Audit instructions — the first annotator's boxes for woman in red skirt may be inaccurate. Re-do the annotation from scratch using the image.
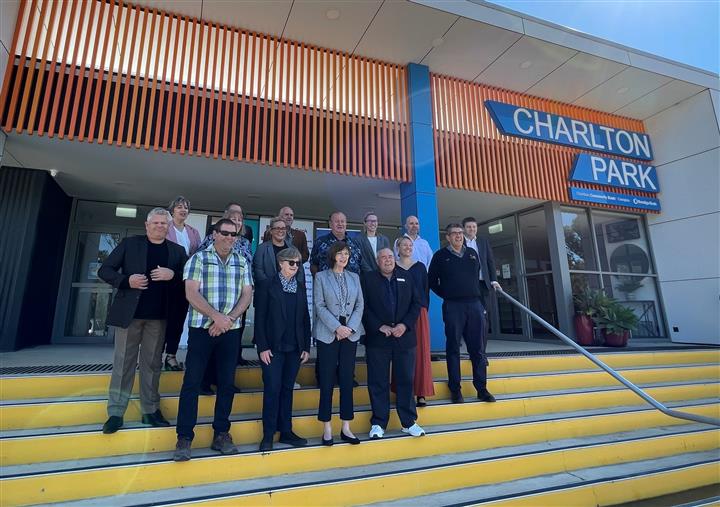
[395,236,435,406]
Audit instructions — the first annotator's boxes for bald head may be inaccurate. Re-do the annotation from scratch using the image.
[405,215,420,237]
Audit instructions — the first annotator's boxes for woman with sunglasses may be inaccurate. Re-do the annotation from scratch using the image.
[253,217,305,285]
[313,241,364,445]
[254,246,311,451]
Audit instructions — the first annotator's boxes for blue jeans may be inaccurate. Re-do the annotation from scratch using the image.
[176,327,240,440]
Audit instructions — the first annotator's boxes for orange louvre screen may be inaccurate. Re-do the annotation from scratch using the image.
[430,74,658,212]
[0,0,410,181]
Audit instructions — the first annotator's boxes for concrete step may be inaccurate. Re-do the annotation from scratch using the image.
[21,427,720,506]
[3,363,717,431]
[2,349,716,400]
[2,381,717,467]
[5,423,718,506]
[375,453,720,507]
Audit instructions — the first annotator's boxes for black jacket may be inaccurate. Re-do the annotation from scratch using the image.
[469,236,497,290]
[98,235,187,328]
[254,276,311,354]
[361,269,421,349]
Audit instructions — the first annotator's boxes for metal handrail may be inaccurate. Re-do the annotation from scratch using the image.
[494,288,720,427]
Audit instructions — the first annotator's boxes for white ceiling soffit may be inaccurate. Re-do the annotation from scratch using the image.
[283,0,382,54]
[354,0,457,64]
[421,17,522,81]
[202,0,292,37]
[614,79,706,119]
[413,0,719,90]
[475,35,577,92]
[3,134,404,224]
[527,53,628,104]
[437,188,543,225]
[573,67,673,112]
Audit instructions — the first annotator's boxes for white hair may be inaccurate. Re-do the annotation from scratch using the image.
[146,207,171,222]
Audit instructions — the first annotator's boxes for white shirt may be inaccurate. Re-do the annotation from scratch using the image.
[175,226,191,255]
[395,234,433,268]
[368,236,378,257]
[465,236,484,280]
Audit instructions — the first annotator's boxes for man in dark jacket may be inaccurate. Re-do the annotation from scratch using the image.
[362,248,424,439]
[98,208,187,434]
[428,223,496,405]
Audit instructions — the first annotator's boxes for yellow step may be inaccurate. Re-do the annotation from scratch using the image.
[1,350,717,400]
[2,383,717,466]
[2,364,718,431]
[482,461,720,506]
[2,407,718,506]
[159,431,720,507]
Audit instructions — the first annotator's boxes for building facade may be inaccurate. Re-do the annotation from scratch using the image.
[0,0,717,351]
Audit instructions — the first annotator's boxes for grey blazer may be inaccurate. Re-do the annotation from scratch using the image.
[312,269,365,344]
[252,238,305,285]
[358,233,391,272]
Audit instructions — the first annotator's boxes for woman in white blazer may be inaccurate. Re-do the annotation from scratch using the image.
[313,241,364,445]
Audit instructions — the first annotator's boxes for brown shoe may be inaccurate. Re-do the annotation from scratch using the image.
[211,431,239,455]
[173,437,192,462]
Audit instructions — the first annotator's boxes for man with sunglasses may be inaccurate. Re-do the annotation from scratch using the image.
[174,218,253,461]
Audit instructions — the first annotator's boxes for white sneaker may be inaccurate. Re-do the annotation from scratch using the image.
[401,423,426,437]
[368,425,385,439]
[293,382,301,389]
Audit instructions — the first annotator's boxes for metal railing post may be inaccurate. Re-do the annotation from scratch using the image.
[494,288,720,427]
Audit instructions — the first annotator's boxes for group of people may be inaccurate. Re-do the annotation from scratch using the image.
[98,197,501,461]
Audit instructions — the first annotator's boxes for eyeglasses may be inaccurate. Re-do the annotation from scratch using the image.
[271,226,287,231]
[217,230,239,237]
[284,260,302,266]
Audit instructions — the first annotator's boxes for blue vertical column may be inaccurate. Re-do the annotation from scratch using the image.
[400,63,444,351]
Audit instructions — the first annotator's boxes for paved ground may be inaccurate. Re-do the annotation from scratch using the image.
[0,337,693,368]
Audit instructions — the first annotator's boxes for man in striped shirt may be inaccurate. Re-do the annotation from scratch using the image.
[173,218,253,462]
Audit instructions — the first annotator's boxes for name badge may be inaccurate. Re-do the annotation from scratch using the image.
[397,278,406,282]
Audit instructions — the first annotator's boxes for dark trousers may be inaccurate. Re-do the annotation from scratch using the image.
[164,294,188,356]
[202,315,246,387]
[317,339,357,421]
[442,299,487,394]
[366,345,417,429]
[176,327,240,440]
[260,350,301,437]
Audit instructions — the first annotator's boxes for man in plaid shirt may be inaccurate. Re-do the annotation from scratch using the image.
[173,218,253,462]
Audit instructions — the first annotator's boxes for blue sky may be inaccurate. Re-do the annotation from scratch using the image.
[489,1,719,74]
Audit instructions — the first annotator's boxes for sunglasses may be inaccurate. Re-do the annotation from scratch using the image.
[284,260,302,266]
[217,230,239,237]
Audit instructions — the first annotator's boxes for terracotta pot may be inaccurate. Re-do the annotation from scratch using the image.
[574,315,594,346]
[602,329,629,347]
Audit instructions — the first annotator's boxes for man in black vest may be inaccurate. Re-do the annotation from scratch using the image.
[98,208,187,434]
[362,248,424,439]
[428,223,495,404]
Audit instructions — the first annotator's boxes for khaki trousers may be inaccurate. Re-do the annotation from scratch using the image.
[107,319,166,417]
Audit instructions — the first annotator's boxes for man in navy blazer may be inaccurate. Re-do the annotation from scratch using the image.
[362,248,425,439]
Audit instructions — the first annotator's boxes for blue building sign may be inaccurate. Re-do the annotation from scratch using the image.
[569,153,659,193]
[569,187,661,211]
[485,100,654,161]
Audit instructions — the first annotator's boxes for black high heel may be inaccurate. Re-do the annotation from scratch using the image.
[322,436,334,446]
[340,431,361,445]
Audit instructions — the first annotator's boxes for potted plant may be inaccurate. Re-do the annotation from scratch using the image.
[572,288,607,346]
[596,301,639,347]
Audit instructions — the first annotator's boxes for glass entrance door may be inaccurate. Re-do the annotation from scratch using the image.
[55,226,145,343]
[481,216,526,340]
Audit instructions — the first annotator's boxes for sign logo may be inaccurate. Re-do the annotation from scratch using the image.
[569,153,659,193]
[569,187,660,211]
[484,100,653,161]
